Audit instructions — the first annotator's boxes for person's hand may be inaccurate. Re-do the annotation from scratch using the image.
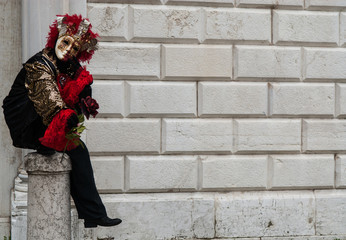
[66,113,79,130]
[80,96,99,120]
[70,57,81,71]
[79,85,92,100]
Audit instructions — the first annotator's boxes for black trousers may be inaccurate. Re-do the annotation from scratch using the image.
[66,142,107,220]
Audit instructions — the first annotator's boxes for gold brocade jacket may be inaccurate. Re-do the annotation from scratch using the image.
[2,48,71,149]
[24,48,66,125]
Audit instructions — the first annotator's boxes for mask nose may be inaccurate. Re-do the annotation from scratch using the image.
[66,45,72,53]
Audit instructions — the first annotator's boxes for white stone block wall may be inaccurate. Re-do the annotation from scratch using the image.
[5,0,346,239]
[81,0,346,239]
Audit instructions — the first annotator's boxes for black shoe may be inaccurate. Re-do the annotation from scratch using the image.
[84,217,122,228]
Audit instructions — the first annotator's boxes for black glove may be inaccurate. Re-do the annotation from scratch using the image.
[57,57,81,78]
[66,113,79,129]
[70,57,82,72]
[79,85,92,100]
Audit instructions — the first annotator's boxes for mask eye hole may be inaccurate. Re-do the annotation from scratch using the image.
[73,47,79,51]
[63,40,69,45]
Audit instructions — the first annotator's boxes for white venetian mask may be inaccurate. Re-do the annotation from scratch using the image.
[55,35,81,61]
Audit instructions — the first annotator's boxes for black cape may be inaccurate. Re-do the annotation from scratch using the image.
[2,51,56,149]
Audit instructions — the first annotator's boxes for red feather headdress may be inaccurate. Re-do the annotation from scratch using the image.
[46,14,99,63]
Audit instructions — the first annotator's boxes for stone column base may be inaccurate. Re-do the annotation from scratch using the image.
[25,152,72,240]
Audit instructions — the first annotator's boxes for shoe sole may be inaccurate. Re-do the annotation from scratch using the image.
[84,222,97,228]
[84,220,122,228]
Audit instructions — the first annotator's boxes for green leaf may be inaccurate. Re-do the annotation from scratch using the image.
[78,114,85,123]
[77,128,86,134]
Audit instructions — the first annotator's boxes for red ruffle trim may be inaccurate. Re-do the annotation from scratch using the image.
[57,68,93,107]
[39,109,78,151]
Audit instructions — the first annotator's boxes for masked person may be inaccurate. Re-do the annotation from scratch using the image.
[2,14,122,228]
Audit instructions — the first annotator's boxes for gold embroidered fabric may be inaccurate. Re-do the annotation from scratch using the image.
[24,61,66,125]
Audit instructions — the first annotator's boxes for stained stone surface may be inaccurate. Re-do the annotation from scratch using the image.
[0,0,22,223]
[0,218,10,240]
[215,191,315,237]
[77,193,215,240]
[24,152,72,240]
[25,152,72,173]
[315,190,346,235]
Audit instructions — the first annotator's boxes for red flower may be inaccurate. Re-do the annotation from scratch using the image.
[80,96,99,119]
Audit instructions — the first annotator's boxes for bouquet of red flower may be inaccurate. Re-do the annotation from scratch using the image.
[80,96,99,120]
[64,96,99,150]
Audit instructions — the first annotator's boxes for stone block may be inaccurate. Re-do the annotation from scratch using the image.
[86,119,161,153]
[131,5,200,41]
[125,81,196,117]
[262,236,346,240]
[198,82,267,117]
[273,10,338,44]
[336,84,346,117]
[162,119,233,153]
[126,155,198,191]
[304,48,346,80]
[91,156,124,192]
[205,8,270,42]
[336,155,346,188]
[201,155,268,190]
[87,4,128,40]
[302,120,346,152]
[166,0,234,4]
[218,239,261,240]
[235,46,301,80]
[88,42,160,79]
[270,83,334,117]
[11,215,26,240]
[215,191,315,237]
[236,0,303,8]
[0,218,10,240]
[270,154,335,189]
[315,190,346,235]
[93,80,124,117]
[306,0,346,9]
[163,44,232,79]
[191,196,215,238]
[234,119,301,153]
[79,193,215,239]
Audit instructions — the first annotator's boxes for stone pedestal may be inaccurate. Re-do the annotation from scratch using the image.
[24,152,72,240]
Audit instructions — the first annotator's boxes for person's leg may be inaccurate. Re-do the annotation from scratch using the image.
[66,142,107,220]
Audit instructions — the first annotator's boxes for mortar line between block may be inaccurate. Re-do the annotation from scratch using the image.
[339,11,341,47]
[271,9,274,45]
[301,118,303,154]
[301,46,304,82]
[335,82,338,118]
[199,7,206,44]
[160,44,163,80]
[160,118,163,154]
[334,153,337,189]
[124,155,128,192]
[268,82,271,117]
[197,155,202,191]
[267,155,273,190]
[196,81,199,118]
[232,44,235,81]
[313,189,317,235]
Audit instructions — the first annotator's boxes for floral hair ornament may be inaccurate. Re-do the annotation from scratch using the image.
[46,14,99,62]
